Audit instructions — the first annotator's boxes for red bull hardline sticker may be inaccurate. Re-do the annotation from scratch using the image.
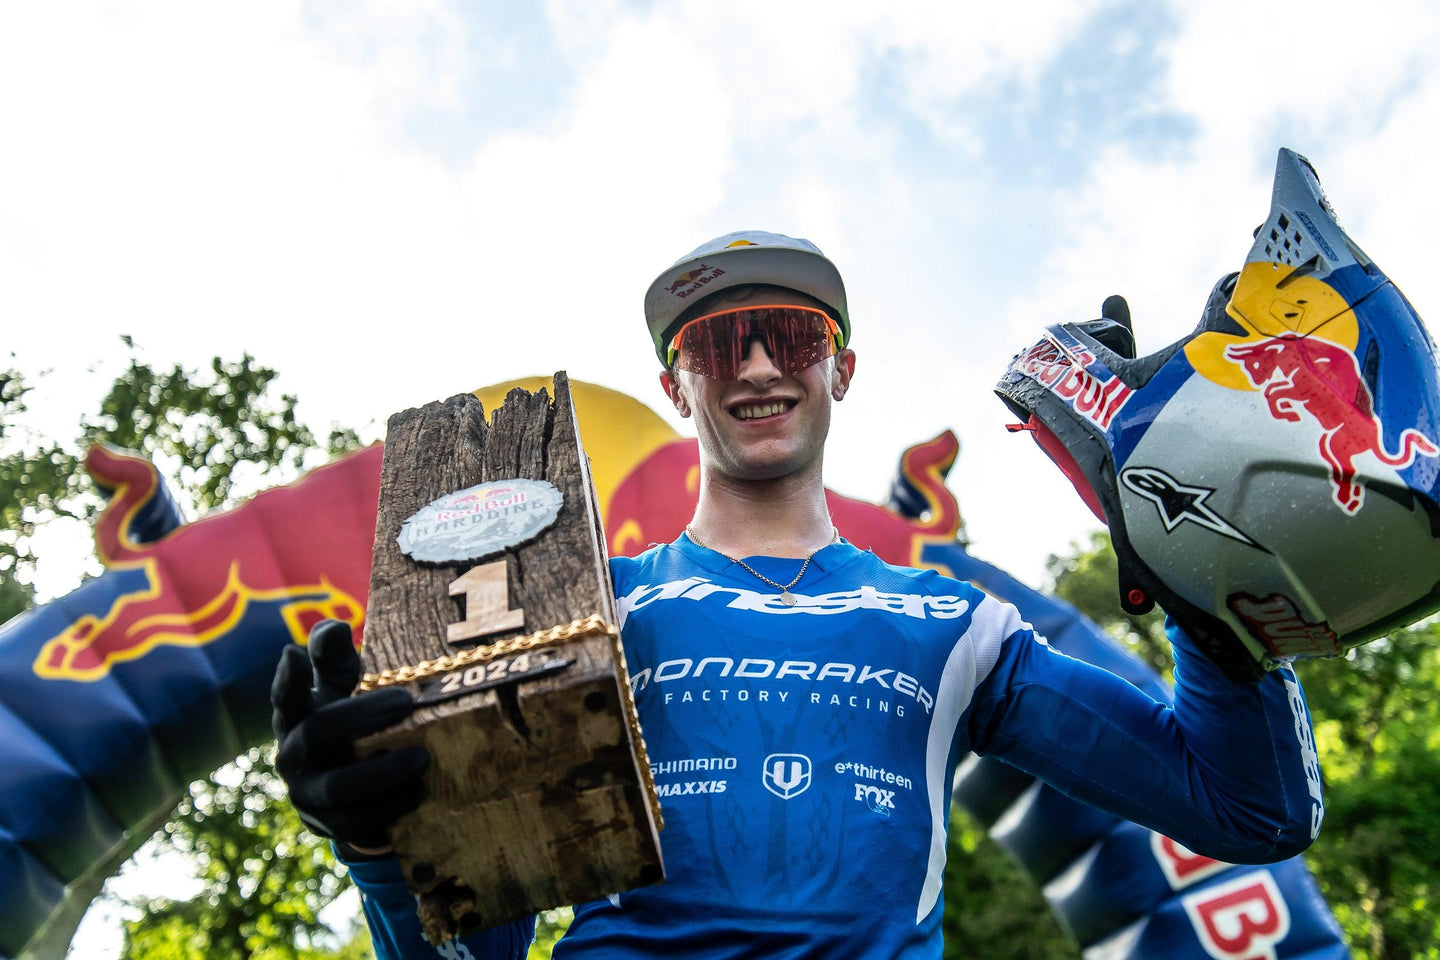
[397,478,563,563]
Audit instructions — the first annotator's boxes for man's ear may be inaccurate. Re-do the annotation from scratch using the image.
[832,348,856,401]
[659,370,692,418]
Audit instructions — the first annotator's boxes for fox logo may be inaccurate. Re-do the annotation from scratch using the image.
[1225,335,1437,514]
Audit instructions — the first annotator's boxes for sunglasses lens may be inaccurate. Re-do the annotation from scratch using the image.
[672,308,837,380]
[769,311,833,373]
[675,315,743,379]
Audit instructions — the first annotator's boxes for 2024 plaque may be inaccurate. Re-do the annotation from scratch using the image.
[357,373,663,945]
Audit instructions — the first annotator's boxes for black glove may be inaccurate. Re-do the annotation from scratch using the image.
[272,619,429,851]
[1070,294,1137,360]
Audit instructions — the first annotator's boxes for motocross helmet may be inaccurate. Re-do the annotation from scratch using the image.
[996,148,1440,680]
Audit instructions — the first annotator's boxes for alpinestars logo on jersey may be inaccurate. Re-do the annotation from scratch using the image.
[618,578,971,624]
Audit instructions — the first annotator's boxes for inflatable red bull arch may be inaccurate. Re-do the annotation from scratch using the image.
[0,379,1347,959]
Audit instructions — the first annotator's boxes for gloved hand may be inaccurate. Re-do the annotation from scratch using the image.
[272,619,429,853]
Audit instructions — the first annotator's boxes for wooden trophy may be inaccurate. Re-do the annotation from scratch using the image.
[357,373,663,945]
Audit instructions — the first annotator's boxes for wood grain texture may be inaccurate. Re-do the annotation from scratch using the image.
[359,374,662,945]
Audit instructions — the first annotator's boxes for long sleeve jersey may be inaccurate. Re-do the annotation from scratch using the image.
[347,536,1323,959]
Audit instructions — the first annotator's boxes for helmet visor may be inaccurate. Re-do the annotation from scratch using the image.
[668,305,841,380]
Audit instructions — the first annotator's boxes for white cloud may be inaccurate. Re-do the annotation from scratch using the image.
[5,0,1437,592]
[12,2,1440,954]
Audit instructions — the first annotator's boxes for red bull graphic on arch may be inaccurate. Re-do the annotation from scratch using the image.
[0,378,1346,960]
[32,445,372,682]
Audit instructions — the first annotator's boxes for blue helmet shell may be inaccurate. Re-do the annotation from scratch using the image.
[997,149,1440,679]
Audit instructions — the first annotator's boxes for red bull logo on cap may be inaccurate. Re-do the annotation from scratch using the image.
[666,264,726,300]
[1224,334,1437,514]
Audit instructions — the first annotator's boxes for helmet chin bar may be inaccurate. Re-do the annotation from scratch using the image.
[1001,386,1271,682]
[997,149,1440,680]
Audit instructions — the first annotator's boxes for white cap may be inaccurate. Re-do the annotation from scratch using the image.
[643,230,849,364]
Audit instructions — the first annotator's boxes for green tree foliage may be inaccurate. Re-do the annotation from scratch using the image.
[1,344,364,957]
[1046,530,1171,676]
[942,809,1079,959]
[1,345,360,623]
[79,337,359,513]
[527,908,573,959]
[0,369,77,622]
[1046,529,1440,960]
[120,748,352,960]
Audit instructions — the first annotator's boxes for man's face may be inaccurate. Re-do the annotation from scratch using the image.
[659,286,856,483]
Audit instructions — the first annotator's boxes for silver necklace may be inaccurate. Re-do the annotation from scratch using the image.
[685,524,839,606]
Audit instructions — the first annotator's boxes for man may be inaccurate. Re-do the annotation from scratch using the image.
[273,231,1322,958]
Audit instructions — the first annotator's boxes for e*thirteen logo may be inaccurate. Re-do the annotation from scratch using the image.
[763,753,812,799]
[1120,466,1261,548]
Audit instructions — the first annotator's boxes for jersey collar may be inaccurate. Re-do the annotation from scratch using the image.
[675,530,858,580]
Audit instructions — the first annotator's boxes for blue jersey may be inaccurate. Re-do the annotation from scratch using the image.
[348,537,1322,959]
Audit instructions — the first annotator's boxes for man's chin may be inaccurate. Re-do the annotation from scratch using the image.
[720,447,813,482]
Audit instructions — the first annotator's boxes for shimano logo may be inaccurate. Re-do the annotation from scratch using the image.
[650,756,737,776]
[617,578,970,626]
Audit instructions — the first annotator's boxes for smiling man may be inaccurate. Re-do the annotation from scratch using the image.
[273,231,1324,959]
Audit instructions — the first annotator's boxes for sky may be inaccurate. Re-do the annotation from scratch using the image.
[3,0,1440,952]
[6,0,1440,593]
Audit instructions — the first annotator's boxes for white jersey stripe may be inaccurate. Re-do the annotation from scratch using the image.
[915,594,1021,923]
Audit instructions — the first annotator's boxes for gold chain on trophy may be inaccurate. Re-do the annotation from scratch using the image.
[356,615,664,830]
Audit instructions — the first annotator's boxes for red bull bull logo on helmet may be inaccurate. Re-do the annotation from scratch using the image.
[1224,334,1438,514]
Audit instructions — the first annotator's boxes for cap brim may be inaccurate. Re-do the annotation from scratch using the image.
[645,246,848,363]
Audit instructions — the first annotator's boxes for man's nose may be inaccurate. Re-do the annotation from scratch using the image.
[736,337,781,385]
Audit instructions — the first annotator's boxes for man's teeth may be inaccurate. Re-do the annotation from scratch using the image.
[734,402,790,420]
